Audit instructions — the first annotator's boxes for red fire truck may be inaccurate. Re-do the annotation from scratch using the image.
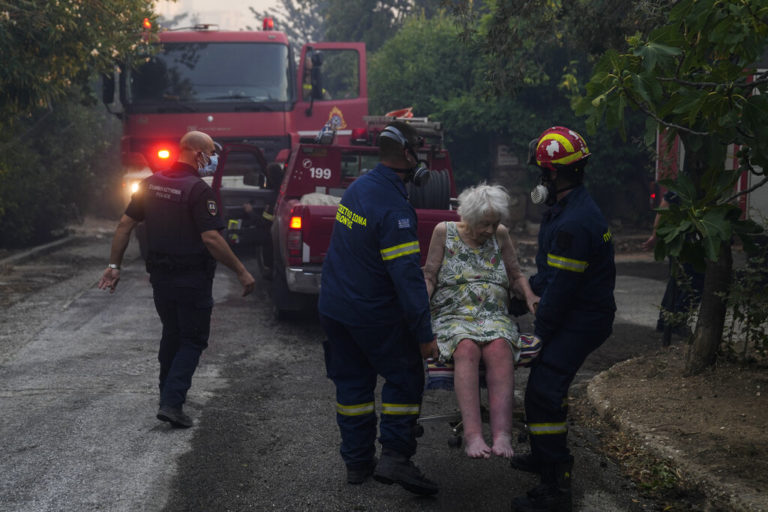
[267,116,460,319]
[102,20,369,225]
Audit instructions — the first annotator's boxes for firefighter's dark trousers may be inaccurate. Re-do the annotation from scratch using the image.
[525,320,613,467]
[152,276,213,409]
[320,315,424,469]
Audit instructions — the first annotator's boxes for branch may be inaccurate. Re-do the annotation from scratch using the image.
[724,176,768,203]
[624,92,710,136]
[656,74,768,90]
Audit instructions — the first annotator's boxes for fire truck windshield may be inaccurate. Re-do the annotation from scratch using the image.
[126,42,292,111]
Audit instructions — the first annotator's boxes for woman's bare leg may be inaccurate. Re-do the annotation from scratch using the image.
[453,339,491,458]
[483,338,515,458]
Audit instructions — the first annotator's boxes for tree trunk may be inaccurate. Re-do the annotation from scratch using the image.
[685,241,732,375]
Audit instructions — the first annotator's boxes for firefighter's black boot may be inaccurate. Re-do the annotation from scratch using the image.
[511,456,573,512]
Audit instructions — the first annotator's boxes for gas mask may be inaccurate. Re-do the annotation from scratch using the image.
[406,152,430,187]
[530,169,557,206]
[198,152,218,177]
[380,125,430,187]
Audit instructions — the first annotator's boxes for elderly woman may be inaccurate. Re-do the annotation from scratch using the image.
[423,183,538,459]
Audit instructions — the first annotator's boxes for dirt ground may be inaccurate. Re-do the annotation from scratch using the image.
[581,342,768,511]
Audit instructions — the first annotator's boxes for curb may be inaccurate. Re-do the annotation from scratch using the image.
[586,362,766,512]
[0,235,82,268]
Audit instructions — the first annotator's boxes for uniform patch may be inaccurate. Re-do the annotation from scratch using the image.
[397,218,411,229]
[207,200,218,216]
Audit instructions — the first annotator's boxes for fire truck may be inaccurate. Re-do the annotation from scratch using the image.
[102,19,368,245]
[267,115,460,319]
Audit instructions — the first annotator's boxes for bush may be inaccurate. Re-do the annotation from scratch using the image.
[0,91,122,248]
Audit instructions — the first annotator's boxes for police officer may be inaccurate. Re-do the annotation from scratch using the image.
[318,121,440,495]
[510,126,616,512]
[98,131,256,429]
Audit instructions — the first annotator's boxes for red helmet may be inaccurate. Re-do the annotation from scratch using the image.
[533,126,590,171]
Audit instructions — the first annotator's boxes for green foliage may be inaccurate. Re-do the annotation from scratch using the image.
[371,8,653,213]
[0,92,122,247]
[576,0,768,264]
[724,237,768,361]
[0,0,157,125]
[0,0,157,248]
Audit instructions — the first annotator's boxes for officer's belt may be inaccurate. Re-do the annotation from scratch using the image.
[146,252,213,273]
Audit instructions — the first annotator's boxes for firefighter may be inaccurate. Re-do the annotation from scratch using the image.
[317,121,440,495]
[98,131,255,429]
[510,126,616,512]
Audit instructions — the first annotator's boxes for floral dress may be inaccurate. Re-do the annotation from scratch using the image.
[430,222,520,363]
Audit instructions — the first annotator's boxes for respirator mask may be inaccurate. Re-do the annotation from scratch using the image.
[530,172,557,206]
[380,126,430,187]
[527,136,557,206]
[198,153,219,177]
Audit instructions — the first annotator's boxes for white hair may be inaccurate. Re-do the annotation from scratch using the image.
[456,183,510,227]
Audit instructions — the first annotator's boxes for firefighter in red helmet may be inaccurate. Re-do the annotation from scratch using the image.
[511,126,616,512]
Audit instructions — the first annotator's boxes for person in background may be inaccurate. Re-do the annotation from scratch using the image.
[317,121,439,495]
[98,130,255,429]
[642,192,704,337]
[510,126,616,512]
[422,183,538,459]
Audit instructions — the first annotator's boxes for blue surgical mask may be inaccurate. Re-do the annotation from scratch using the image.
[198,153,218,177]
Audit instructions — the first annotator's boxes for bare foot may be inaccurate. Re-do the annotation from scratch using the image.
[464,435,492,458]
[491,434,515,458]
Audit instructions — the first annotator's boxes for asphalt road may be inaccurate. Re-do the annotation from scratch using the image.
[0,233,668,512]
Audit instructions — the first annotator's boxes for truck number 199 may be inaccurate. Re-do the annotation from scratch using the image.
[310,167,332,180]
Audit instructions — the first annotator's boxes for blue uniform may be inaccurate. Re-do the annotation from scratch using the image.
[126,162,224,409]
[318,163,433,470]
[526,184,616,465]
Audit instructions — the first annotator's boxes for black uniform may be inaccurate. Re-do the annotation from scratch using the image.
[125,162,225,409]
[527,185,615,469]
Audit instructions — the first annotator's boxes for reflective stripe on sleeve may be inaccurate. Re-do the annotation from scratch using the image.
[381,403,420,416]
[262,211,274,221]
[547,253,588,273]
[380,241,420,261]
[528,422,568,435]
[336,401,375,416]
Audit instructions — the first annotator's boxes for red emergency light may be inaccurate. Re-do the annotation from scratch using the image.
[157,148,171,160]
[287,212,303,264]
[143,17,152,30]
[263,18,274,31]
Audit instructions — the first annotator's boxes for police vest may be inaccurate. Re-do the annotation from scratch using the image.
[143,171,208,258]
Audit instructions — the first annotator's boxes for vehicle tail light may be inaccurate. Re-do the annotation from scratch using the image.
[351,127,368,145]
[287,212,303,265]
[157,148,171,160]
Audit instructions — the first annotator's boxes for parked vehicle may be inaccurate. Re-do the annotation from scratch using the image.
[267,116,460,319]
[102,19,369,249]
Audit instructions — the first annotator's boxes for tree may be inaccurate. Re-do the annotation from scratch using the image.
[251,0,327,51]
[372,4,652,213]
[574,0,768,374]
[0,0,158,246]
[0,0,157,122]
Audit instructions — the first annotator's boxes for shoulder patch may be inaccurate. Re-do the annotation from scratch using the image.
[397,218,411,229]
[207,200,218,216]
